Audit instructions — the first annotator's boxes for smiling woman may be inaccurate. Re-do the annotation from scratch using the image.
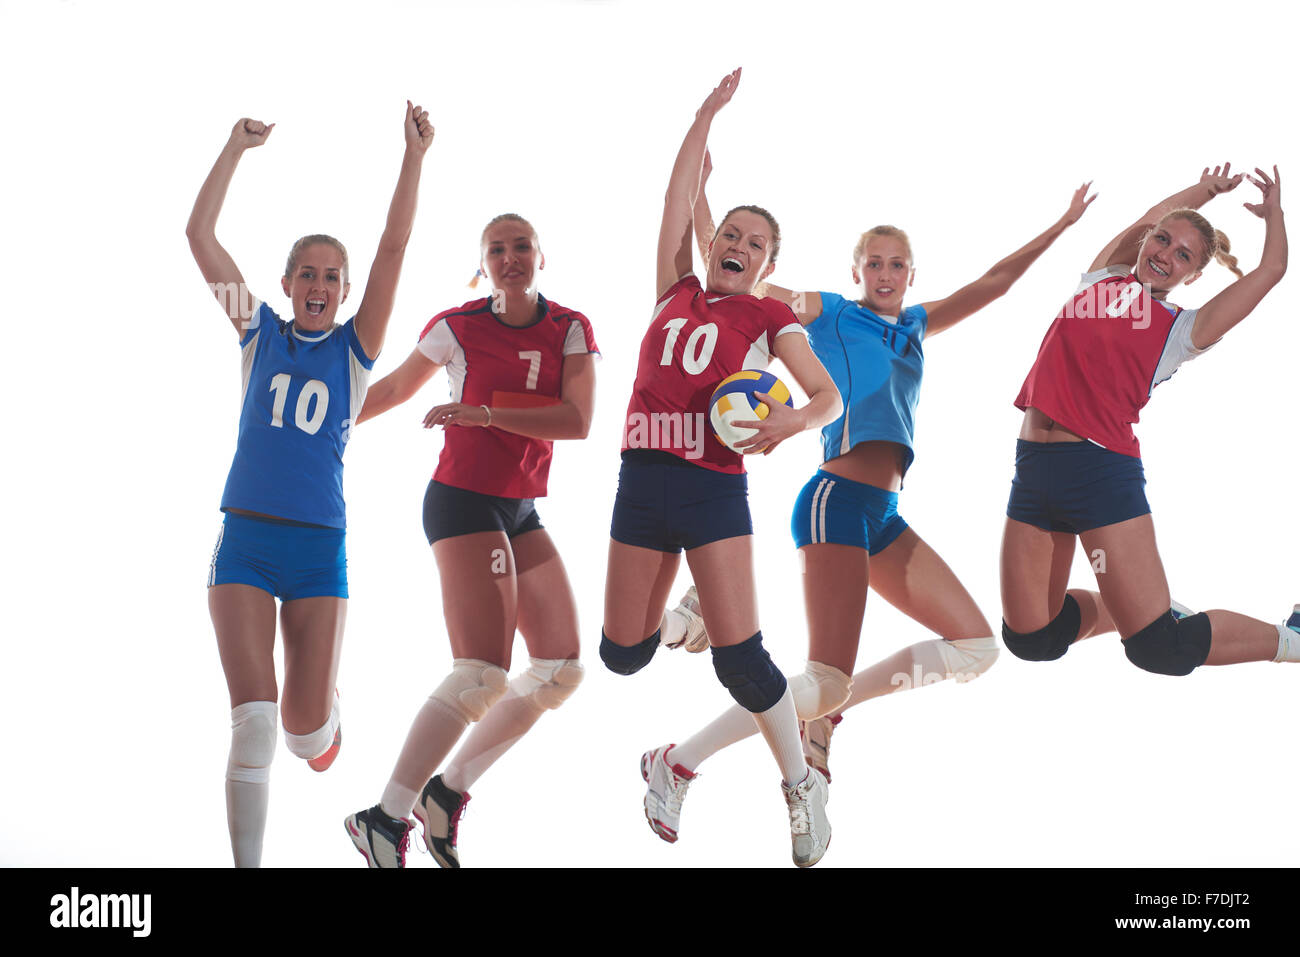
[598,68,845,868]
[343,207,599,869]
[1002,164,1295,677]
[186,103,434,867]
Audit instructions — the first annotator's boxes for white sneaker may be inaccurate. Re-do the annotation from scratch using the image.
[782,768,831,868]
[662,586,709,653]
[640,745,697,843]
[1286,605,1300,634]
[800,714,841,783]
[1170,600,1196,620]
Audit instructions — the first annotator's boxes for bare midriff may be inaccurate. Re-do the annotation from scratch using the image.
[821,440,906,491]
[1017,407,1086,443]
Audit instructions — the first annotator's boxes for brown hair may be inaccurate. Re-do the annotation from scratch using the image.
[471,213,539,289]
[853,225,913,266]
[284,234,349,283]
[1159,209,1242,279]
[715,205,782,266]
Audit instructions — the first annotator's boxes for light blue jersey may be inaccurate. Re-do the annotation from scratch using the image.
[806,292,926,474]
[220,302,375,528]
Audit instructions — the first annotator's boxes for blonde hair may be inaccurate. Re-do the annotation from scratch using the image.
[715,205,782,266]
[284,234,349,283]
[471,213,539,289]
[853,226,913,266]
[1159,209,1242,279]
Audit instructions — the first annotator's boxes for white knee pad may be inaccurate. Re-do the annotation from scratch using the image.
[432,659,509,723]
[228,701,277,785]
[510,657,585,710]
[284,690,340,760]
[789,661,852,721]
[936,637,1000,681]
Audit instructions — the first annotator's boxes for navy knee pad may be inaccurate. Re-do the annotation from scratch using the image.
[710,632,788,713]
[1122,610,1211,677]
[599,629,660,676]
[1002,594,1082,662]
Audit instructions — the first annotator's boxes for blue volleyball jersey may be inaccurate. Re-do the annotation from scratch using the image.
[220,302,375,528]
[806,292,927,473]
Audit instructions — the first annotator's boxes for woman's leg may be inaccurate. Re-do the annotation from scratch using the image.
[279,595,346,767]
[1078,516,1280,670]
[442,529,582,794]
[670,541,865,772]
[1000,517,1114,659]
[379,532,515,821]
[600,538,681,674]
[209,583,278,868]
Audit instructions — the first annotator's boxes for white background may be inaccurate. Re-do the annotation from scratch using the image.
[2,0,1296,869]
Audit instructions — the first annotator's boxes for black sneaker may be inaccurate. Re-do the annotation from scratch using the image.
[345,805,413,868]
[414,775,470,869]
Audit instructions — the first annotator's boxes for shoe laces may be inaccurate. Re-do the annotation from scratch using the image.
[786,780,812,835]
[447,793,470,847]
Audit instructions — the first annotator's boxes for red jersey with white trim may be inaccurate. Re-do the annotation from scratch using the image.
[417,295,599,498]
[1015,266,1210,457]
[622,274,806,474]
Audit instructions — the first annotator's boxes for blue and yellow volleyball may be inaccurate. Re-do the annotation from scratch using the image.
[708,369,794,453]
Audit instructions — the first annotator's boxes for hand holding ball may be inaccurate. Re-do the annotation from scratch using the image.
[709,370,794,454]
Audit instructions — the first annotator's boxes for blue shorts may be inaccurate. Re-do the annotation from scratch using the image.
[1006,439,1151,534]
[422,480,544,544]
[790,470,909,554]
[208,512,348,600]
[610,450,752,553]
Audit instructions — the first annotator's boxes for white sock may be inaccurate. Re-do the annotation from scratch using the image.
[833,637,997,718]
[226,700,277,868]
[1275,623,1300,663]
[442,687,546,793]
[671,704,759,773]
[380,697,469,818]
[749,687,806,786]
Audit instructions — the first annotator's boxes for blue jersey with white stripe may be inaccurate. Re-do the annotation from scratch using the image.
[220,302,375,528]
[806,292,927,474]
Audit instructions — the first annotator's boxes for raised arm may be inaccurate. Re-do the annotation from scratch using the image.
[1090,164,1243,272]
[659,70,740,298]
[352,101,435,361]
[186,118,275,334]
[1191,167,1287,348]
[357,346,442,424]
[423,353,597,441]
[732,333,842,455]
[692,148,822,324]
[923,183,1096,337]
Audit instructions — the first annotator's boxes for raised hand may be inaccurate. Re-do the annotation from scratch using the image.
[697,68,742,120]
[1059,181,1097,226]
[1200,162,1244,196]
[1243,166,1282,218]
[405,100,434,154]
[229,118,274,150]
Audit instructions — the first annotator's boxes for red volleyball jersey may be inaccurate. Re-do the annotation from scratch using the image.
[417,296,599,498]
[622,274,806,474]
[1015,266,1211,457]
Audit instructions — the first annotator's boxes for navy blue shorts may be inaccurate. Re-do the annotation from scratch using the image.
[791,469,909,554]
[610,450,752,553]
[208,512,348,600]
[1006,439,1151,534]
[422,481,543,544]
